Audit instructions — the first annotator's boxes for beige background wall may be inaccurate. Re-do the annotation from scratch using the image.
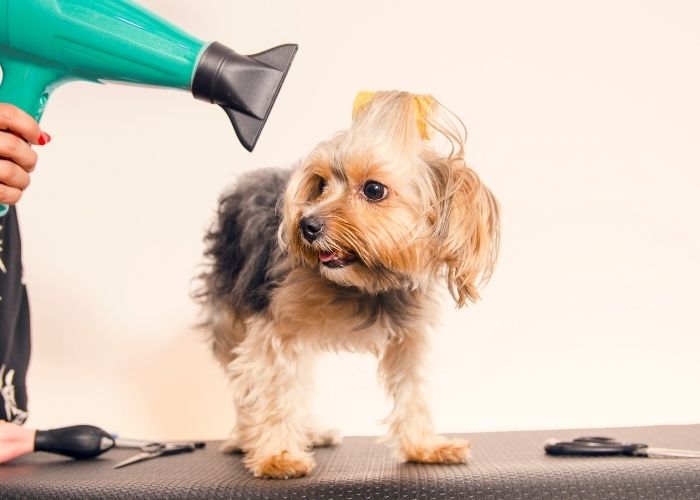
[18,0,699,440]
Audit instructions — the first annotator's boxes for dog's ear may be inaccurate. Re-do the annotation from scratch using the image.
[423,105,500,307]
[437,163,500,306]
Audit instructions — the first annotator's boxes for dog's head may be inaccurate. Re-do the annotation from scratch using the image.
[279,91,500,306]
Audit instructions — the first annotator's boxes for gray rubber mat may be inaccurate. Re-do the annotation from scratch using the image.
[1,424,699,499]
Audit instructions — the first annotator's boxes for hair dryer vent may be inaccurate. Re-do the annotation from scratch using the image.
[192,42,297,151]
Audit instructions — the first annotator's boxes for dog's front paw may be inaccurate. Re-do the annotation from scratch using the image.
[247,450,315,479]
[402,438,471,464]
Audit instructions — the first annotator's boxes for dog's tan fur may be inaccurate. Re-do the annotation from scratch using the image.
[200,91,500,478]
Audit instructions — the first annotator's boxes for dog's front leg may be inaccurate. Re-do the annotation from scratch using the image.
[228,316,315,478]
[379,330,470,464]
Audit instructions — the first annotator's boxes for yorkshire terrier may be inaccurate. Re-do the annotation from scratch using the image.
[198,91,500,478]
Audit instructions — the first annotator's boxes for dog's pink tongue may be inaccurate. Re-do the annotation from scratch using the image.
[319,251,337,263]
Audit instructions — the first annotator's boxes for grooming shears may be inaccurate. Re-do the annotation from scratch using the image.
[545,436,700,458]
[113,438,206,469]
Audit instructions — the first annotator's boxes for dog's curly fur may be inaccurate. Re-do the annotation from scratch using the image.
[197,91,500,478]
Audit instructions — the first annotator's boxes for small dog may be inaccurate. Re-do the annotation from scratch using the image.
[198,91,500,478]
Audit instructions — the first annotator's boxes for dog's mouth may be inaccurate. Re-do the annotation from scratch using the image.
[319,249,357,268]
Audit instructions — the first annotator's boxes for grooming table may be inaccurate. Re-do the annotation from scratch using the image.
[1,425,698,499]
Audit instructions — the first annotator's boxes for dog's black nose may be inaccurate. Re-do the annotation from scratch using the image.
[300,216,325,242]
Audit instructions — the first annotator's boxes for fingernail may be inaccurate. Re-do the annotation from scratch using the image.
[38,132,51,145]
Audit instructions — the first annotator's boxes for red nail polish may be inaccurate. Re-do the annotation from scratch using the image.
[38,132,51,145]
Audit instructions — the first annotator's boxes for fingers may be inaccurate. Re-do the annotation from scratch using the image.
[0,132,39,172]
[0,183,22,205]
[0,103,44,145]
[0,158,32,204]
[0,104,50,205]
[0,158,31,189]
[0,422,37,464]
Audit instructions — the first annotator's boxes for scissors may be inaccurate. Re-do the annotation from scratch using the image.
[113,438,206,469]
[545,436,700,458]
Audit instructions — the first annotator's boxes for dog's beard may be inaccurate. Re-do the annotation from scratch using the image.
[293,235,418,294]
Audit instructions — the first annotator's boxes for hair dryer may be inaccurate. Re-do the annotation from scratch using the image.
[0,0,297,216]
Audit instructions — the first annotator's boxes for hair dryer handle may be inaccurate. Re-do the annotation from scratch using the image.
[0,57,66,215]
[0,58,66,120]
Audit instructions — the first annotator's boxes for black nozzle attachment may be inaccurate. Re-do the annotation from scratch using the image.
[192,42,298,151]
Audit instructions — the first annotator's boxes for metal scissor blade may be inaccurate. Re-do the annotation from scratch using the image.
[114,438,160,449]
[646,447,700,458]
[113,451,158,469]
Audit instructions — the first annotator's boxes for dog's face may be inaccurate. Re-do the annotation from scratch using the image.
[280,91,500,305]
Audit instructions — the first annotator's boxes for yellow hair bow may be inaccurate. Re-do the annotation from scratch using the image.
[352,91,434,139]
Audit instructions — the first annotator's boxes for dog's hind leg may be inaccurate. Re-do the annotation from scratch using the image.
[306,426,342,448]
[220,426,243,454]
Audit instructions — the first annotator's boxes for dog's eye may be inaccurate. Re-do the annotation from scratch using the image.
[362,180,388,201]
[318,177,328,193]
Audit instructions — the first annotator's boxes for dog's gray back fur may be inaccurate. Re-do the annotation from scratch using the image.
[198,168,292,319]
[197,166,436,365]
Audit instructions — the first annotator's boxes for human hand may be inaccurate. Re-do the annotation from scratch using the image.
[0,421,35,464]
[0,103,51,205]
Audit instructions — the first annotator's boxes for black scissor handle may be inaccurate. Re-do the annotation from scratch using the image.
[153,443,200,459]
[545,436,648,457]
[574,436,618,444]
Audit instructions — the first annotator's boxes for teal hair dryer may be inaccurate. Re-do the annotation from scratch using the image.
[0,0,297,216]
